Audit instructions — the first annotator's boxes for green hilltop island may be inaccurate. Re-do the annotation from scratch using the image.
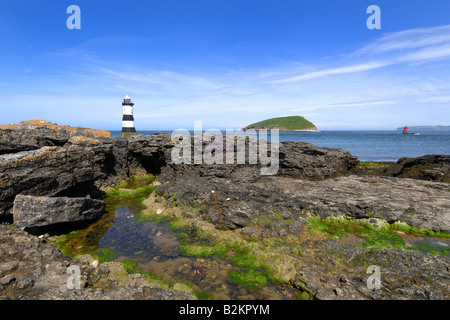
[242,115,320,132]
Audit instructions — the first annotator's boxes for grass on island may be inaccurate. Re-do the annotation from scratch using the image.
[243,115,317,131]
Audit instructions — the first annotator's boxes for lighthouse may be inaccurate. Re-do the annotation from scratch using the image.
[120,94,137,138]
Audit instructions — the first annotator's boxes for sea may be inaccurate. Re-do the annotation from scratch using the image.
[109,130,450,163]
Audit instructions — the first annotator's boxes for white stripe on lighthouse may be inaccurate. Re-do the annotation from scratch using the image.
[122,121,134,128]
[123,105,133,115]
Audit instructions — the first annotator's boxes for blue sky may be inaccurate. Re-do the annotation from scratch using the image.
[1,1,450,130]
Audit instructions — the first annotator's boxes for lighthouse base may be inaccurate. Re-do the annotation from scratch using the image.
[120,132,137,139]
[120,127,137,139]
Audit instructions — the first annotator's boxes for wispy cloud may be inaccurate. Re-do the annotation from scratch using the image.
[287,100,397,112]
[419,95,450,103]
[272,24,450,84]
[354,24,450,55]
[399,44,450,63]
[272,62,389,83]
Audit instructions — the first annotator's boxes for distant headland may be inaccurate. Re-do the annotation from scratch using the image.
[396,125,450,132]
[242,115,319,132]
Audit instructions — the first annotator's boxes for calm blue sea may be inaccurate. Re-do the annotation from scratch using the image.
[109,130,450,162]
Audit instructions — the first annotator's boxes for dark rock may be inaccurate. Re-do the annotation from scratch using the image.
[0,120,113,155]
[396,155,450,182]
[12,195,106,229]
[0,145,105,218]
[0,122,132,218]
[159,135,359,183]
[353,155,450,182]
[291,239,450,300]
[278,141,359,180]
[127,134,172,175]
[156,174,449,233]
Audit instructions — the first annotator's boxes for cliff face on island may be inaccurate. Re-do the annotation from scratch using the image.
[0,120,449,300]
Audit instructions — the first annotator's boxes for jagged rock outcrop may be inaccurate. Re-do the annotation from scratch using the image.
[127,133,173,175]
[0,122,359,219]
[0,120,112,154]
[278,141,359,180]
[156,174,450,234]
[0,121,129,219]
[0,145,102,218]
[158,134,359,183]
[395,155,450,182]
[12,195,106,229]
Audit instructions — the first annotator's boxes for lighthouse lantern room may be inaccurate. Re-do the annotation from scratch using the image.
[120,94,137,138]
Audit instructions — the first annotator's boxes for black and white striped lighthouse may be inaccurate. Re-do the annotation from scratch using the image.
[120,94,137,138]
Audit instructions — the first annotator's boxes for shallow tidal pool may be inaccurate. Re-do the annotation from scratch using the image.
[56,195,299,300]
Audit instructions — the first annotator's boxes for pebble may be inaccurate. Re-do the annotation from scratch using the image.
[156,209,163,215]
[333,288,343,296]
[184,212,196,218]
[0,274,15,286]
[437,241,448,247]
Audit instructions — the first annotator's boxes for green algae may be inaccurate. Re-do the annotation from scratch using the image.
[92,248,117,263]
[306,215,449,254]
[105,184,155,204]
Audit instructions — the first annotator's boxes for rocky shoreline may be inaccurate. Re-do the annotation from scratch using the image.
[0,120,449,300]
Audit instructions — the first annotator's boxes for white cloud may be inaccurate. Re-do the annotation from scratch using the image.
[272,24,450,84]
[419,95,450,103]
[272,62,389,83]
[399,44,450,62]
[354,24,450,55]
[287,100,397,112]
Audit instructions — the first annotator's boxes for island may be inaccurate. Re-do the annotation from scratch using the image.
[242,115,319,132]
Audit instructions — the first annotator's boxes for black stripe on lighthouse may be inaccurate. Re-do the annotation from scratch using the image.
[122,115,134,121]
[121,127,137,133]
